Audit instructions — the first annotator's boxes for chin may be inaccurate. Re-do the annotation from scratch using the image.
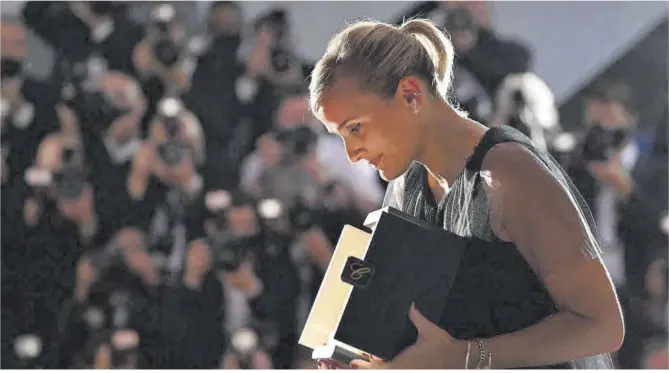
[379,163,410,182]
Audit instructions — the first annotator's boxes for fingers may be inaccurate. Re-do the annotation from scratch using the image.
[409,302,454,342]
[349,359,372,369]
[316,359,342,370]
[408,302,432,336]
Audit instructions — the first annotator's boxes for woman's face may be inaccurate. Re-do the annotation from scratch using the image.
[318,77,421,181]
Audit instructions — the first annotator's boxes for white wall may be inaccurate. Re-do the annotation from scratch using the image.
[489,1,668,102]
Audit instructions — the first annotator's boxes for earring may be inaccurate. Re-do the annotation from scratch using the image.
[411,92,421,114]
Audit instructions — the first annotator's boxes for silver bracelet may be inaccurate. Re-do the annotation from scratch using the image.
[474,339,486,369]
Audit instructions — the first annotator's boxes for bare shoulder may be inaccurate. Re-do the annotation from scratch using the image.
[479,141,555,189]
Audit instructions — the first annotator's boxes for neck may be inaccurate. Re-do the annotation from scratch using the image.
[416,101,487,187]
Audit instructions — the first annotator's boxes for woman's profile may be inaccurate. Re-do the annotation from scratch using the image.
[309,18,624,369]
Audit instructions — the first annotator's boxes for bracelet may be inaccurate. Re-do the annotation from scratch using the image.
[474,339,486,369]
[464,340,471,369]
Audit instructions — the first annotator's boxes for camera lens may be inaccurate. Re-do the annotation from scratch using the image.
[1,58,22,79]
[158,141,185,167]
[153,39,181,67]
[271,48,291,73]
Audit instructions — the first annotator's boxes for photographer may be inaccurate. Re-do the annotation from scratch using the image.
[57,70,147,188]
[204,190,303,368]
[566,82,668,296]
[130,238,227,369]
[248,8,312,94]
[184,1,272,189]
[441,3,531,97]
[125,97,207,279]
[27,134,126,247]
[390,2,531,120]
[1,20,61,186]
[132,3,194,130]
[57,228,160,368]
[8,134,93,367]
[21,1,143,80]
[490,72,562,151]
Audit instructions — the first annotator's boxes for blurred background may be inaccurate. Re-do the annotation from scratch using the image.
[1,0,667,369]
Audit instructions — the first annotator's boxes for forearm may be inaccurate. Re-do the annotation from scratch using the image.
[476,310,619,368]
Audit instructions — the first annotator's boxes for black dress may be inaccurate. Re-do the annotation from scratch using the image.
[382,126,614,369]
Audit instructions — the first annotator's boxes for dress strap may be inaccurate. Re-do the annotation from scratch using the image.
[465,126,534,173]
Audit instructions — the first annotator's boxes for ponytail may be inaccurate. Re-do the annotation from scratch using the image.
[401,19,454,96]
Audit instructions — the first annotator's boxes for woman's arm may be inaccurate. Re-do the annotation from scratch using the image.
[477,142,624,368]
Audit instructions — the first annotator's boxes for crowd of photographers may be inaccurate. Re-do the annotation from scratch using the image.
[1,1,667,369]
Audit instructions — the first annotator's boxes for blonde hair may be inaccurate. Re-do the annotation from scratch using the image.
[309,18,455,114]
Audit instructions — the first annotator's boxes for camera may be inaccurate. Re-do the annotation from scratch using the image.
[60,63,128,134]
[1,57,23,79]
[156,98,189,167]
[445,7,477,32]
[581,124,632,162]
[52,147,87,200]
[287,197,323,232]
[256,9,295,74]
[205,192,296,270]
[80,308,138,368]
[204,191,261,271]
[255,193,321,232]
[150,4,182,67]
[209,233,262,272]
[90,245,127,278]
[274,125,318,158]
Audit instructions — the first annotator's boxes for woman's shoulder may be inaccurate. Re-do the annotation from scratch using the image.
[480,141,552,185]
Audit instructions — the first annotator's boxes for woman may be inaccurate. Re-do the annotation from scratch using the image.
[309,18,624,369]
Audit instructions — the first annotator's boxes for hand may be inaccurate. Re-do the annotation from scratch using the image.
[222,260,262,296]
[162,153,198,194]
[350,303,467,369]
[246,30,272,78]
[75,257,99,302]
[586,159,634,199]
[124,246,159,286]
[317,358,358,369]
[298,227,334,271]
[23,197,41,226]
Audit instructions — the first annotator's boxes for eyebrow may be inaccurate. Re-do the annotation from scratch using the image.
[329,117,358,134]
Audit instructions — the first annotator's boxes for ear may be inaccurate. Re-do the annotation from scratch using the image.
[396,76,424,107]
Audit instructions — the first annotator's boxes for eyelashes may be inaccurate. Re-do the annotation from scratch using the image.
[348,122,361,135]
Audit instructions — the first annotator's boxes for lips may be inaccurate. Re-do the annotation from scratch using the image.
[369,155,383,169]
